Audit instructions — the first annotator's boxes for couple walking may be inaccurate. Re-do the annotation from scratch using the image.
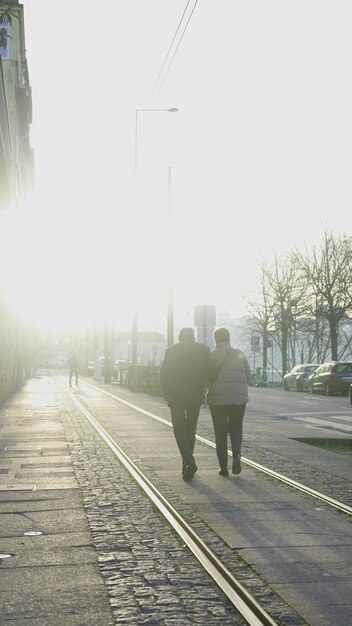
[160,326,251,481]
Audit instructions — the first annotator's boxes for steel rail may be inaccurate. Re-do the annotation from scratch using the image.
[66,386,278,626]
[83,381,352,517]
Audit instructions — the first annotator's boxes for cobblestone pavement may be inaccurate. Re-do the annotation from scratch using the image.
[57,379,307,626]
[56,386,248,626]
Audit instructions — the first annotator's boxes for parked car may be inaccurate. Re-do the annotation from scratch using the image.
[115,360,129,372]
[309,361,352,396]
[283,363,320,391]
[96,356,119,381]
[86,361,95,376]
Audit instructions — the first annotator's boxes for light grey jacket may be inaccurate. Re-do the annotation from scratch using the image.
[207,342,251,406]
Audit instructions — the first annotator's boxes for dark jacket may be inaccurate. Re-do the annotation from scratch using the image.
[69,354,79,372]
[160,339,212,406]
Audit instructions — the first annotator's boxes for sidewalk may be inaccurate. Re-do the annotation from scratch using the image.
[0,374,246,626]
[0,375,114,625]
[2,373,352,626]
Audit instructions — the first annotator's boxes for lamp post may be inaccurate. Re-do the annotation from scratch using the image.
[167,165,174,347]
[134,108,179,178]
[131,106,179,392]
[104,320,110,384]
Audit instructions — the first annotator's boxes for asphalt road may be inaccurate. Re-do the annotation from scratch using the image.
[239,386,352,440]
[247,385,350,415]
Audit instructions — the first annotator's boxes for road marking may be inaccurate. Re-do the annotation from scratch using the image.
[275,410,351,416]
[294,416,352,433]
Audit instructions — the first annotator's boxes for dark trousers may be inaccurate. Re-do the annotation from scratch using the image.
[69,369,78,386]
[169,404,200,467]
[209,404,246,469]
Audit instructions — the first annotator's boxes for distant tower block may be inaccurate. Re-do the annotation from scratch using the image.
[194,305,216,347]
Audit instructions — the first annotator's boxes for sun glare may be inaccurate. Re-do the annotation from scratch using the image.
[0,194,209,333]
[11,0,351,339]
[0,192,250,336]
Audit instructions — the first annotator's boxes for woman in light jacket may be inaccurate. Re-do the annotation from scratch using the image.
[207,327,251,476]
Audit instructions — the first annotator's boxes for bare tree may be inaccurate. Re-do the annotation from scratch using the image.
[244,264,277,383]
[262,254,308,376]
[338,318,352,360]
[294,230,352,360]
[245,255,308,379]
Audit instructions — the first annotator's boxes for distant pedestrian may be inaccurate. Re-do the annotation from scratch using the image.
[207,327,251,476]
[69,353,79,387]
[160,327,212,481]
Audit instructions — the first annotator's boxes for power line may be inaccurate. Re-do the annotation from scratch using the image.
[150,0,199,99]
[151,0,193,95]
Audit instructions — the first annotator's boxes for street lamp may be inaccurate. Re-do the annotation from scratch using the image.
[131,106,179,392]
[134,107,179,177]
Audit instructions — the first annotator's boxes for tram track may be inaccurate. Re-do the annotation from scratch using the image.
[65,382,278,626]
[82,380,352,518]
[42,373,352,625]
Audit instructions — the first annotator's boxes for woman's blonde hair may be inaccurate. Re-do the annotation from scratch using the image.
[213,327,230,344]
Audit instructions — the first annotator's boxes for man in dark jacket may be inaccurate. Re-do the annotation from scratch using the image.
[160,327,212,481]
[69,353,79,387]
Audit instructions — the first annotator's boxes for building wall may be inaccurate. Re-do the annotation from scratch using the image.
[0,2,33,404]
[0,1,33,209]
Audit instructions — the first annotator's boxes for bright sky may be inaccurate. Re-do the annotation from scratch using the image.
[1,1,352,332]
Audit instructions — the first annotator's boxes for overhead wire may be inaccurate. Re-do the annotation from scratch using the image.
[150,0,193,96]
[150,0,199,100]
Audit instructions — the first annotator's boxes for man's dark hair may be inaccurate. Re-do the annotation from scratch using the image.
[179,327,195,341]
[213,327,230,344]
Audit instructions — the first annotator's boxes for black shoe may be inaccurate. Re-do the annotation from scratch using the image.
[218,468,229,476]
[182,462,187,477]
[183,464,197,481]
[232,455,241,475]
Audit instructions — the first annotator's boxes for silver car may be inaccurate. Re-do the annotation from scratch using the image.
[283,363,320,392]
[309,361,352,396]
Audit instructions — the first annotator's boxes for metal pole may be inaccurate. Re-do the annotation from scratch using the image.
[131,109,139,392]
[104,320,111,384]
[131,314,138,391]
[132,108,178,382]
[272,342,274,384]
[134,109,139,179]
[167,288,174,347]
[167,165,174,347]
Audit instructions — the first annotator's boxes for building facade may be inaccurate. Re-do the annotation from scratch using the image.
[0,0,33,209]
[0,1,33,404]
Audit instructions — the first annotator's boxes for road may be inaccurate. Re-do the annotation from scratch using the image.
[242,385,352,437]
